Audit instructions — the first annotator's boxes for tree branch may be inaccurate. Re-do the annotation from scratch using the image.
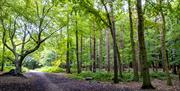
[0,19,16,55]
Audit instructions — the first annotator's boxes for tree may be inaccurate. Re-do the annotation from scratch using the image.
[128,0,139,81]
[80,34,83,71]
[75,11,81,74]
[136,0,154,89]
[0,44,5,71]
[101,0,119,83]
[159,0,172,86]
[106,29,111,72]
[0,1,65,75]
[98,30,103,69]
[90,30,93,71]
[66,13,71,73]
[92,24,96,73]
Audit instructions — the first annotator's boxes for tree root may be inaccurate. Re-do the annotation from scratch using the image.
[0,69,27,78]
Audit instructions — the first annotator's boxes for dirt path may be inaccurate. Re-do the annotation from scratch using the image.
[25,71,131,91]
[1,71,130,91]
[25,71,60,91]
[0,71,179,91]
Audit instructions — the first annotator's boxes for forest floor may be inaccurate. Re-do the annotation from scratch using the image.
[0,71,179,91]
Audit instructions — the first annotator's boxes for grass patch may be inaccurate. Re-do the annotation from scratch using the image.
[150,71,177,80]
[3,66,29,73]
[122,71,134,82]
[67,71,113,82]
[4,66,15,72]
[35,66,65,73]
[150,71,167,80]
[67,70,135,82]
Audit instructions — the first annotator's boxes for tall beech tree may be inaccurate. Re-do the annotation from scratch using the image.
[0,45,5,71]
[75,11,81,74]
[80,34,83,71]
[136,0,154,89]
[128,0,139,81]
[66,13,71,73]
[101,0,120,83]
[159,0,172,86]
[92,24,96,73]
[98,30,103,69]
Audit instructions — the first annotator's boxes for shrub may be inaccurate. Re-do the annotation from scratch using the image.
[122,71,134,82]
[93,72,112,81]
[4,66,15,72]
[3,66,29,73]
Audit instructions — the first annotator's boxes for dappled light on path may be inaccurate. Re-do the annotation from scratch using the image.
[0,71,179,91]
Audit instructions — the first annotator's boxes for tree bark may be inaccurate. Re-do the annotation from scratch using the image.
[93,28,96,73]
[106,29,110,72]
[66,14,71,73]
[80,34,83,70]
[90,33,93,71]
[110,4,118,83]
[101,0,120,83]
[98,31,103,69]
[75,12,81,74]
[136,0,154,89]
[14,55,25,75]
[119,29,124,78]
[76,23,81,74]
[128,0,139,81]
[15,61,21,74]
[0,44,5,71]
[178,65,180,80]
[159,0,172,85]
[172,49,176,74]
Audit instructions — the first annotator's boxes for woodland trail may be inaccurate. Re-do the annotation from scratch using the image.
[0,71,179,91]
[0,71,132,91]
[26,71,132,91]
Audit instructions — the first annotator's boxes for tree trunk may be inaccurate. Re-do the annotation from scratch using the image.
[101,0,120,83]
[159,0,172,85]
[75,15,81,74]
[14,60,21,75]
[90,33,93,71]
[136,0,154,89]
[119,29,124,78]
[1,44,5,71]
[93,28,96,73]
[106,29,110,72]
[172,49,176,74]
[98,31,103,69]
[110,4,118,83]
[178,65,180,80]
[80,34,83,70]
[66,16,71,73]
[159,15,172,86]
[66,38,71,73]
[128,0,139,81]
